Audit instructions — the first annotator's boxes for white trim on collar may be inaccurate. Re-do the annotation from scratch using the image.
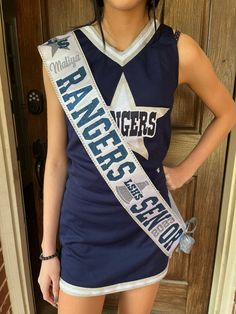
[79,18,161,66]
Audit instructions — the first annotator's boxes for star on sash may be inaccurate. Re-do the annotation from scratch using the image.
[110,73,169,160]
[46,36,70,57]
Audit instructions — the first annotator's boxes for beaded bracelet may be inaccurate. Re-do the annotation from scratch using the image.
[39,249,59,261]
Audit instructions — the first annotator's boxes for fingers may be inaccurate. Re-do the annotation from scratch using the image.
[165,173,173,189]
[41,282,56,307]
[165,175,178,191]
[38,276,59,308]
[166,181,175,191]
[52,277,60,307]
[162,166,173,189]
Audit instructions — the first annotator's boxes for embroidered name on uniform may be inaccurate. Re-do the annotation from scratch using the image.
[110,110,157,137]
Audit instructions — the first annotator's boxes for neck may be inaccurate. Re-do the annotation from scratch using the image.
[100,4,151,51]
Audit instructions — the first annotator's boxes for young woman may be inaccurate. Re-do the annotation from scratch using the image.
[37,0,236,313]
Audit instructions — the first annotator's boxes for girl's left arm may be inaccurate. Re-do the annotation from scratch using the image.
[164,32,236,190]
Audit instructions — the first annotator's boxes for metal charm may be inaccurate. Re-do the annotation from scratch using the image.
[178,217,197,254]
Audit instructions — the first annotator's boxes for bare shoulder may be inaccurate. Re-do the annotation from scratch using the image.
[173,30,212,86]
[172,29,236,121]
[177,31,204,65]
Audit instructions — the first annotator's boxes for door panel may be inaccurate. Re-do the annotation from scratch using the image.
[14,0,236,313]
[15,0,47,246]
[46,1,93,36]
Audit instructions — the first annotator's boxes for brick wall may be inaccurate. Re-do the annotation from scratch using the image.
[0,239,12,314]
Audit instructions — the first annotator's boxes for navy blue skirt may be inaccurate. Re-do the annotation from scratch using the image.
[58,165,171,296]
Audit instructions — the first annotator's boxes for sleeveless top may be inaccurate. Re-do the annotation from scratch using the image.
[64,18,180,207]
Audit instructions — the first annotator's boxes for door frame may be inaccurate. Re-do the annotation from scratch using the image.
[208,124,236,313]
[0,2,35,313]
[0,1,236,313]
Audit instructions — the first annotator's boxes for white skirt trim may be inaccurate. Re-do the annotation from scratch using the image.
[59,263,169,297]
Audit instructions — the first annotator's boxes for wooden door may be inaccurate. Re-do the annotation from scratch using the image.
[12,0,236,313]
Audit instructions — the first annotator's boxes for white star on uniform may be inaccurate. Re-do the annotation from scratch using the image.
[109,73,169,160]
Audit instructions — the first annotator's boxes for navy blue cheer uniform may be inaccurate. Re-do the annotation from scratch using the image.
[57,17,180,296]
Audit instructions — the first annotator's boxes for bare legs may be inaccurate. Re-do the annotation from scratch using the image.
[118,281,160,314]
[57,281,160,314]
[57,289,106,314]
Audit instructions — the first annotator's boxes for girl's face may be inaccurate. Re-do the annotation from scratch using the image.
[103,0,147,11]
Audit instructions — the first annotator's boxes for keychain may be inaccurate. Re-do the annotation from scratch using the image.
[177,217,197,254]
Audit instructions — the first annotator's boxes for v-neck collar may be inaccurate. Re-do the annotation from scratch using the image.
[79,18,161,67]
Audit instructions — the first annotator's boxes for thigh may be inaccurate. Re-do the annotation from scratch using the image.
[118,282,160,314]
[57,288,106,314]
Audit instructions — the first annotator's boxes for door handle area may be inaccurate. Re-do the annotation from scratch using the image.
[33,139,47,199]
[35,159,44,189]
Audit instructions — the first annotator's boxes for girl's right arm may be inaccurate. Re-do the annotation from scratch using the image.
[41,64,68,255]
[38,64,68,308]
